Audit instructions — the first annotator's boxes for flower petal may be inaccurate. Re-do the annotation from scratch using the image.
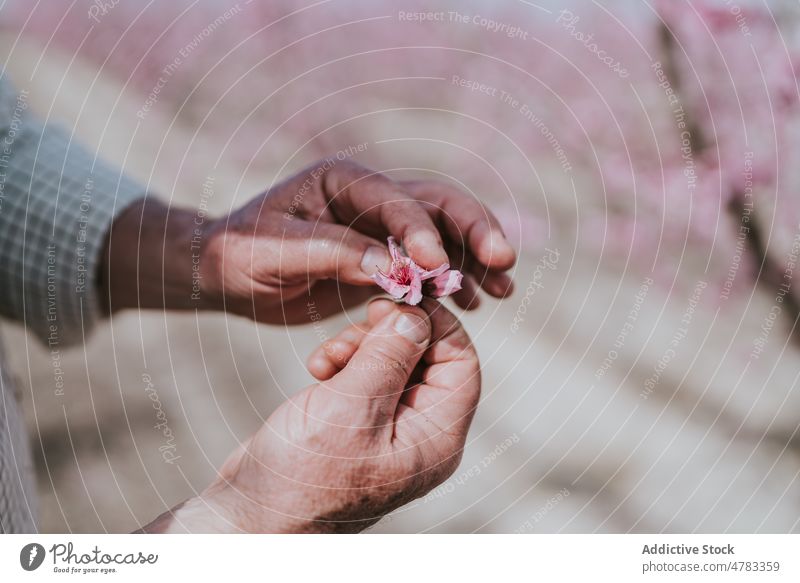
[405,274,424,305]
[372,237,460,303]
[421,263,450,281]
[387,236,404,265]
[371,271,410,299]
[428,269,463,297]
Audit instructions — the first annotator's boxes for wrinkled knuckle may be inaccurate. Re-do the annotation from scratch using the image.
[369,172,399,196]
[362,344,411,383]
[341,160,379,183]
[336,158,362,173]
[324,158,360,191]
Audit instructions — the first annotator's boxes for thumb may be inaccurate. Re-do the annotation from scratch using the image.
[328,301,431,428]
[276,221,391,285]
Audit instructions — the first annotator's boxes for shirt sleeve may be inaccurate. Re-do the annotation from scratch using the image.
[0,77,145,346]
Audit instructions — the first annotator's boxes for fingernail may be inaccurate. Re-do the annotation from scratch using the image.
[415,230,441,248]
[490,227,513,254]
[361,246,391,276]
[410,232,448,265]
[393,313,429,344]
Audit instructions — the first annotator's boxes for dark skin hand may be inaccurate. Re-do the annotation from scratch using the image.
[102,160,516,321]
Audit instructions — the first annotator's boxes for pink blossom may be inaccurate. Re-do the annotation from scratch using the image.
[371,237,462,305]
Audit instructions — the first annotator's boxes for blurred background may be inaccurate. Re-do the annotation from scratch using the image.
[2,0,800,532]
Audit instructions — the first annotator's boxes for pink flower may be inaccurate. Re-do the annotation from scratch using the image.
[371,237,463,305]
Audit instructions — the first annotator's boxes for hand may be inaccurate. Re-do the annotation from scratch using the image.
[149,298,480,532]
[103,160,516,321]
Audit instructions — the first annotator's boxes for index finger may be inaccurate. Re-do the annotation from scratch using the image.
[401,180,517,271]
[323,161,449,269]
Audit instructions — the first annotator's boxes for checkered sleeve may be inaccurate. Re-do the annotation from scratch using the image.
[0,77,145,346]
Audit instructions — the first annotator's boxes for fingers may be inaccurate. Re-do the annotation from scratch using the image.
[465,264,514,303]
[401,180,517,271]
[326,300,432,427]
[267,220,391,285]
[397,299,481,443]
[323,162,450,269]
[313,298,481,443]
[307,320,367,380]
[451,275,481,310]
[307,299,403,380]
[264,165,517,309]
[461,216,516,271]
[476,270,514,297]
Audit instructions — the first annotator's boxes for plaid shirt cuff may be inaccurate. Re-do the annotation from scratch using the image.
[0,82,145,346]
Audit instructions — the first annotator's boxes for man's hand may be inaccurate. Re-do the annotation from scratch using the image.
[144,298,480,532]
[102,160,516,321]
